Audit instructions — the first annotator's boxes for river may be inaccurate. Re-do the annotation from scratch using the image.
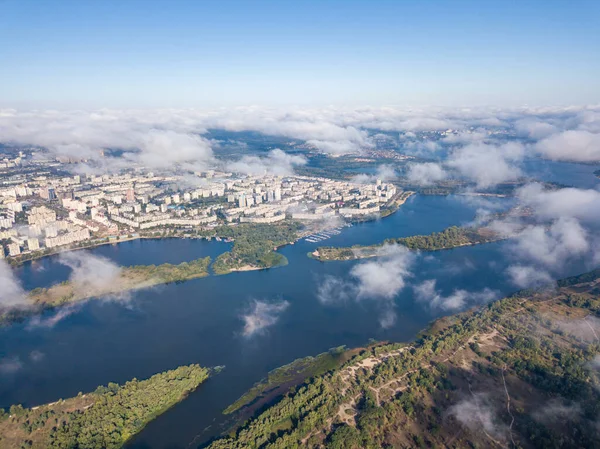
[0,192,595,449]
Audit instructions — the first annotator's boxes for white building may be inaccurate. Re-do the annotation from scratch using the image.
[27,238,40,251]
[8,242,21,256]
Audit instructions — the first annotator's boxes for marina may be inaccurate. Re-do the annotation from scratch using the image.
[303,225,350,243]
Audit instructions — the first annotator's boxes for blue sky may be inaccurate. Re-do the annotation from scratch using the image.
[1,0,598,108]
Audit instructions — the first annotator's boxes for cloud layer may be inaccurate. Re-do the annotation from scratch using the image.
[2,105,600,177]
[227,149,307,176]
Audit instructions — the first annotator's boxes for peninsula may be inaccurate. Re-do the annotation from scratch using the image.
[207,268,600,449]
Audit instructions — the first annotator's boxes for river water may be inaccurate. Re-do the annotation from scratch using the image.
[0,187,596,448]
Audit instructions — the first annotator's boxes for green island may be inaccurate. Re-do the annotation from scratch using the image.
[209,222,301,275]
[310,226,500,261]
[0,364,210,449]
[1,256,211,326]
[206,268,600,449]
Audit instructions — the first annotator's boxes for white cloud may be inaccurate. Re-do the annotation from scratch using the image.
[0,357,22,375]
[507,218,589,270]
[405,162,448,186]
[316,275,355,305]
[241,299,290,337]
[446,142,525,188]
[1,105,599,170]
[59,251,122,294]
[514,119,558,139]
[29,350,45,362]
[351,164,397,184]
[506,265,554,289]
[536,130,600,162]
[227,148,307,176]
[0,259,28,309]
[533,399,581,423]
[413,279,497,311]
[442,130,489,145]
[27,303,82,329]
[306,139,364,155]
[449,393,508,441]
[516,183,600,224]
[0,109,215,172]
[316,245,415,328]
[350,245,415,300]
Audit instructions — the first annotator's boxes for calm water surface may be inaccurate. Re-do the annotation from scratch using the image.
[0,194,591,448]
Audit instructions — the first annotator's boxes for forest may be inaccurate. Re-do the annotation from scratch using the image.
[0,364,210,449]
[206,269,600,448]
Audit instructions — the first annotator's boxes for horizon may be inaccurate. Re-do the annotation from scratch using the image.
[2,2,600,449]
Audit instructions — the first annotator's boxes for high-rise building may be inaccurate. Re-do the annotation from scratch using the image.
[27,238,40,251]
[126,187,135,203]
[8,242,21,256]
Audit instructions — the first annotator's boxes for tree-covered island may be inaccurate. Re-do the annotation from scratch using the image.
[0,364,211,449]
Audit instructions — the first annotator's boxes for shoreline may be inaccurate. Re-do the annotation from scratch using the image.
[6,192,416,267]
[309,240,487,262]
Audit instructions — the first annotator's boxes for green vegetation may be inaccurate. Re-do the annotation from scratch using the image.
[207,269,600,449]
[28,256,211,307]
[224,346,350,415]
[210,222,301,274]
[125,256,211,284]
[312,226,499,261]
[0,364,210,449]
